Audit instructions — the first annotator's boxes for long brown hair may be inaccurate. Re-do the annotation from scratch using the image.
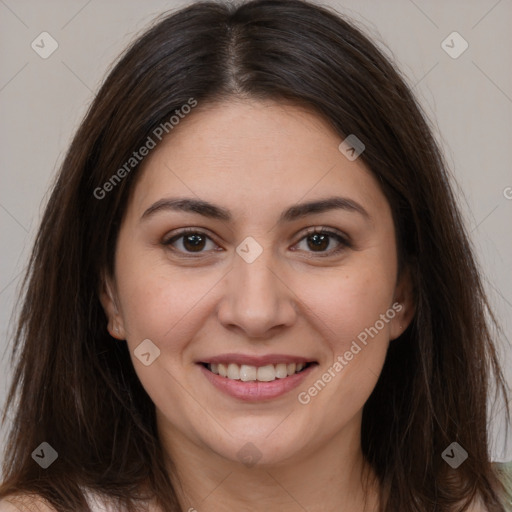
[1,1,509,510]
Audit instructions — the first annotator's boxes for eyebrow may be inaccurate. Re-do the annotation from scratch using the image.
[141,196,370,223]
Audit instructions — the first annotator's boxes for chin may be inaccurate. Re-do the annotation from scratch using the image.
[206,427,307,468]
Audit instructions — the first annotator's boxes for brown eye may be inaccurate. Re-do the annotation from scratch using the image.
[306,232,330,251]
[181,232,207,252]
[294,228,350,256]
[163,229,218,255]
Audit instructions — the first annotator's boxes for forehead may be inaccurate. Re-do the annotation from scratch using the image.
[127,99,390,226]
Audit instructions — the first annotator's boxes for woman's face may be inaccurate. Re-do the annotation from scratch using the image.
[101,99,412,467]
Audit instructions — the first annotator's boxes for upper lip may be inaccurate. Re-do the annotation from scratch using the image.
[198,353,316,366]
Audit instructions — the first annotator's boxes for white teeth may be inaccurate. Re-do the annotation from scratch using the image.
[275,363,288,379]
[257,365,276,382]
[218,363,228,378]
[240,364,257,381]
[227,363,240,380]
[207,361,310,381]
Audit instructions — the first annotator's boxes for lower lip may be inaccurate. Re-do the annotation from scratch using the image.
[199,364,316,402]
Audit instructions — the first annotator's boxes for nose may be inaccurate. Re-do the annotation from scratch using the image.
[216,243,298,339]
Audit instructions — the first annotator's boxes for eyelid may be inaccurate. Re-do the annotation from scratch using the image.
[298,226,350,245]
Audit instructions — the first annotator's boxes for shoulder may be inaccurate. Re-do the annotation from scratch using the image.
[0,489,161,512]
[492,460,512,509]
[0,495,56,512]
[493,460,512,485]
[0,490,112,512]
[461,461,512,512]
[464,498,488,512]
[0,491,119,512]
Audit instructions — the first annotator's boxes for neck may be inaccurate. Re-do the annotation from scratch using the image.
[158,415,380,512]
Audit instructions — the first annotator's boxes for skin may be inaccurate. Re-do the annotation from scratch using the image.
[100,99,416,512]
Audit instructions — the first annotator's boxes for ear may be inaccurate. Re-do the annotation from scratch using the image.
[99,271,126,340]
[389,265,415,341]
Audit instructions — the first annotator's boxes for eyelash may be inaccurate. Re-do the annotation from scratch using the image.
[162,227,351,258]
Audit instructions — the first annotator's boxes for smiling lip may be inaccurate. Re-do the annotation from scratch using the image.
[197,353,318,402]
[199,353,314,366]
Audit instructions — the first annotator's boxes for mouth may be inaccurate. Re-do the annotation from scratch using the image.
[200,361,316,382]
[197,355,319,401]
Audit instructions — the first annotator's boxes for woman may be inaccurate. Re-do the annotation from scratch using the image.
[0,0,510,510]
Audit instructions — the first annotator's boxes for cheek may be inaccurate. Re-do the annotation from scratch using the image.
[292,259,395,407]
[302,262,396,407]
[299,263,396,346]
[114,245,218,347]
[112,253,211,422]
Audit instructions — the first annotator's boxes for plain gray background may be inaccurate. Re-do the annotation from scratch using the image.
[1,0,511,462]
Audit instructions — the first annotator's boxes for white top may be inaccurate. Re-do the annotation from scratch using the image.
[83,489,161,511]
[84,490,120,511]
